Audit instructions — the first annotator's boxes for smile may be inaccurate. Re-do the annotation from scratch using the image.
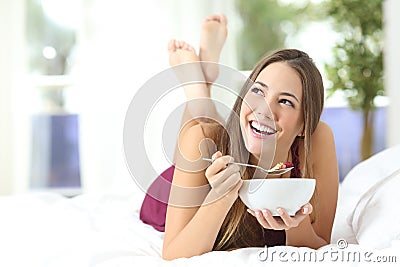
[249,120,277,138]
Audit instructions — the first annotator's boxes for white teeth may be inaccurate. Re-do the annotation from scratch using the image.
[250,121,276,134]
[260,125,268,132]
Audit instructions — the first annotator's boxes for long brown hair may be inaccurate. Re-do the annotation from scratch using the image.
[212,49,324,250]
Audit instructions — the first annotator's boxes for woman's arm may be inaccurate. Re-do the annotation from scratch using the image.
[285,121,339,248]
[162,122,241,260]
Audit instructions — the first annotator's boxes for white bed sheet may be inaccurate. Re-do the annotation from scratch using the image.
[2,145,400,267]
[1,190,399,267]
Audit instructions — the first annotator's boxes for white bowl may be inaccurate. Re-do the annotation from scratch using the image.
[239,178,316,216]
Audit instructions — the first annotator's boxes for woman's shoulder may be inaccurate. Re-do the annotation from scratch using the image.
[310,120,337,163]
[298,121,334,149]
[311,121,335,144]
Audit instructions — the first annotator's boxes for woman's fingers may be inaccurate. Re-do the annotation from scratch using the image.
[254,210,288,230]
[213,171,241,195]
[204,151,241,196]
[256,210,272,229]
[250,209,281,230]
[278,204,313,228]
[208,164,240,194]
[276,208,300,228]
[211,151,222,161]
[205,153,232,178]
[222,175,243,199]
[300,203,313,215]
[247,203,313,230]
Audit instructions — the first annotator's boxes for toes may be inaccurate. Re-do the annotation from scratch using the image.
[178,40,186,49]
[176,40,184,49]
[168,39,176,52]
[204,14,227,25]
[219,14,227,25]
[204,14,221,22]
[169,39,195,52]
[183,43,194,52]
[181,41,194,51]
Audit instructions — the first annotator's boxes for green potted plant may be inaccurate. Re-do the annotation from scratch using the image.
[324,0,384,160]
[235,0,315,70]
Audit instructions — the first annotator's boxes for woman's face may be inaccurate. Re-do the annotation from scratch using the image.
[239,62,304,161]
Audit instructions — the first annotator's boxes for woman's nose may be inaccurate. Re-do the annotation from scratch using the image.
[254,100,275,121]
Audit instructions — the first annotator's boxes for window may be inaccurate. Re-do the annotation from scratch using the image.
[27,0,81,196]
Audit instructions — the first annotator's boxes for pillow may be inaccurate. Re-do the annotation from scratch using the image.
[340,144,400,204]
[350,168,400,249]
[331,145,400,244]
[139,165,175,231]
[330,184,358,245]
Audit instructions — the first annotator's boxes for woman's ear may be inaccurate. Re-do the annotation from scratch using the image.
[296,125,305,138]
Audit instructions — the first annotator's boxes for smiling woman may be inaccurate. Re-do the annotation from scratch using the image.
[157,14,339,260]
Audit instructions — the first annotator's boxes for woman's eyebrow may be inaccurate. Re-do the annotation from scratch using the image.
[281,92,300,104]
[255,81,268,88]
[255,81,300,104]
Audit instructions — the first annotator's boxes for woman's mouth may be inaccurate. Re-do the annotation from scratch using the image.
[249,120,277,138]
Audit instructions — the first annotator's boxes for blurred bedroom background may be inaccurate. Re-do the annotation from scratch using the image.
[0,0,399,196]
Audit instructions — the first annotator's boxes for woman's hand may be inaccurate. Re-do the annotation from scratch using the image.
[205,151,242,200]
[247,203,313,230]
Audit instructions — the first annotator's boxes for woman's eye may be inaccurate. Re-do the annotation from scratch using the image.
[251,87,264,96]
[280,99,294,107]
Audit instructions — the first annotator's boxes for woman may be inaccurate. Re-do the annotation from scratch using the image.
[162,14,339,260]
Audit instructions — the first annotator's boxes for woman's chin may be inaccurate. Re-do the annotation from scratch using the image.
[245,143,261,158]
[245,139,278,162]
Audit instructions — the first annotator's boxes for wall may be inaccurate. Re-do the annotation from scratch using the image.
[321,106,387,181]
[384,0,400,147]
[0,0,26,195]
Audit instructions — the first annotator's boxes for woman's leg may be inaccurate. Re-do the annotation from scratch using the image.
[168,40,210,100]
[168,40,216,164]
[199,14,228,85]
[168,15,228,163]
[169,14,228,105]
[171,14,228,122]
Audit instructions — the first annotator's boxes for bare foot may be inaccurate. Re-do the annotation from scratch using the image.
[168,39,209,100]
[168,39,224,130]
[199,14,228,83]
[168,39,199,67]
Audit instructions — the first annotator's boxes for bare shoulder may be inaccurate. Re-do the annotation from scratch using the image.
[309,122,339,243]
[310,120,338,177]
[311,121,335,144]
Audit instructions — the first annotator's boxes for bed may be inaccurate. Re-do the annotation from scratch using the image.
[1,145,399,266]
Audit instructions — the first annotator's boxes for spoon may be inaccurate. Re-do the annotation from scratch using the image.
[201,158,294,175]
